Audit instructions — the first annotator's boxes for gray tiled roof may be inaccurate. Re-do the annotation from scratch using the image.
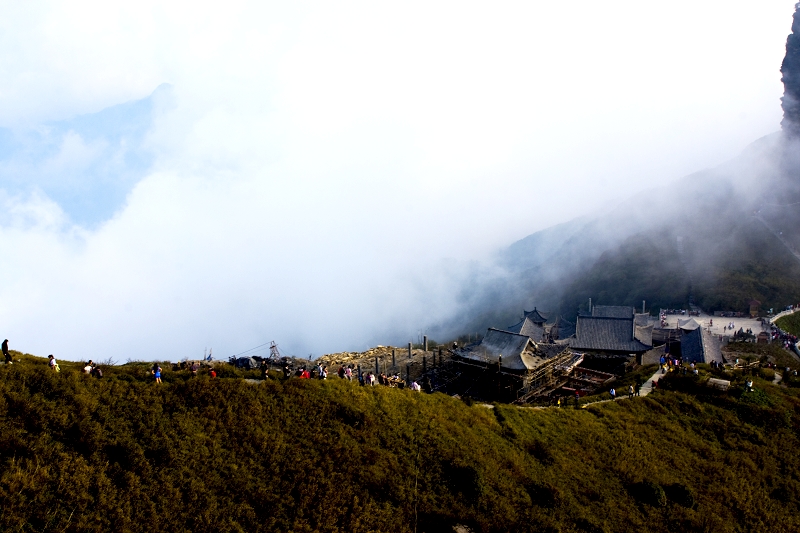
[548,315,576,340]
[591,305,635,319]
[680,328,704,363]
[523,308,549,324]
[680,328,722,364]
[678,318,702,331]
[460,328,547,371]
[507,317,545,342]
[570,316,651,353]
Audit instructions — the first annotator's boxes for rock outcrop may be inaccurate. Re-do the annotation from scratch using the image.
[782,3,800,137]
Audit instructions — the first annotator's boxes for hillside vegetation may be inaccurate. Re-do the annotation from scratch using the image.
[776,312,800,336]
[558,214,800,317]
[2,353,800,532]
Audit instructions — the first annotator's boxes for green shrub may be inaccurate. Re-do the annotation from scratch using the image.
[630,481,667,507]
[739,387,773,407]
[664,483,696,509]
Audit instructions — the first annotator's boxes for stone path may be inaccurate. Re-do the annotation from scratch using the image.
[583,366,663,408]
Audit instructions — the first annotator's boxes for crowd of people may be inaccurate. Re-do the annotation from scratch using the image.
[257,359,422,391]
[771,322,799,351]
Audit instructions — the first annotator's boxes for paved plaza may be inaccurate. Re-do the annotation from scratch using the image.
[660,312,767,337]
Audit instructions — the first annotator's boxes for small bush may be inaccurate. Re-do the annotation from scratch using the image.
[739,387,773,407]
[630,481,667,507]
[664,483,696,509]
[759,368,776,381]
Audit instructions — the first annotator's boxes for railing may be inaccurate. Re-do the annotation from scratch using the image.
[770,308,800,324]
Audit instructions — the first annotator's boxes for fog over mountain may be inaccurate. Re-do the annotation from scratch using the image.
[0,2,796,361]
[432,1,800,339]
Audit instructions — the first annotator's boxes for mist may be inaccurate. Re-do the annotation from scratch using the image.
[0,1,796,361]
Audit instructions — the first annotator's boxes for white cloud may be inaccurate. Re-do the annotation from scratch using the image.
[0,0,796,360]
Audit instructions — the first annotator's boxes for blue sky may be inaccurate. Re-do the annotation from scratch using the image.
[0,0,795,362]
[0,84,171,225]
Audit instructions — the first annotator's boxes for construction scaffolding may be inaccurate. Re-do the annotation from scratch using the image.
[512,350,581,404]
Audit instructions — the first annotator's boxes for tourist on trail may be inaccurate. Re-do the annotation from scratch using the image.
[634,383,640,396]
[48,354,58,372]
[209,368,217,378]
[628,385,634,399]
[2,339,11,364]
[609,388,616,400]
[83,361,93,374]
[337,366,345,379]
[321,366,328,379]
[152,363,162,384]
[411,380,421,391]
[345,366,353,381]
[261,361,269,380]
[191,362,200,377]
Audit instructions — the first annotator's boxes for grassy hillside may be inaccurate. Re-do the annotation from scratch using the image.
[776,312,800,336]
[2,352,800,532]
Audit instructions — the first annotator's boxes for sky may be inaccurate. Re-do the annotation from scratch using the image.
[0,0,796,362]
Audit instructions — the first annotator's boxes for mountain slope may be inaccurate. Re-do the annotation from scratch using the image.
[2,354,800,532]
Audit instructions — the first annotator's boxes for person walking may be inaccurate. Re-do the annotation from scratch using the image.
[628,384,634,399]
[609,387,616,400]
[152,363,162,384]
[48,354,59,372]
[2,339,11,364]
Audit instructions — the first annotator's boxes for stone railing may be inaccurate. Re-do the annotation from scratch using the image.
[769,308,800,356]
[770,308,800,324]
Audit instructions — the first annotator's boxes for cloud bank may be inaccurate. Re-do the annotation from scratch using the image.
[0,1,795,361]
